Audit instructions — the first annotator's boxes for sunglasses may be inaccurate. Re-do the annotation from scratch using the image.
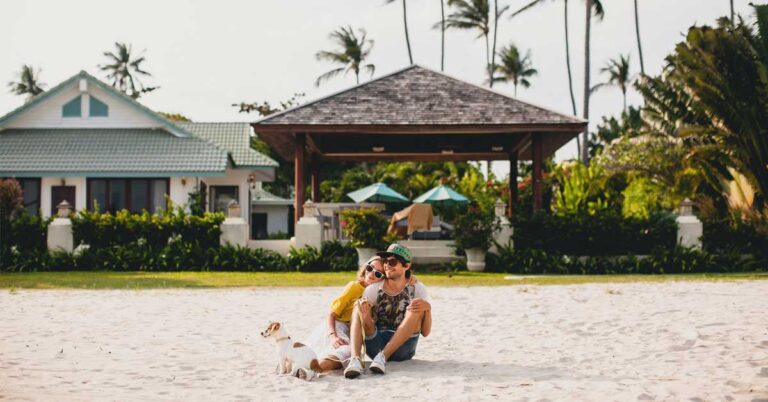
[365,264,385,279]
[384,258,404,267]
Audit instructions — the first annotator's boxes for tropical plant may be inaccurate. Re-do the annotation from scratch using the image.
[315,26,375,86]
[0,179,24,221]
[158,112,192,122]
[589,105,642,156]
[491,43,537,95]
[7,65,46,98]
[339,208,388,249]
[452,205,499,251]
[99,42,158,99]
[593,54,632,111]
[551,161,613,216]
[385,0,414,64]
[443,0,506,86]
[637,6,768,207]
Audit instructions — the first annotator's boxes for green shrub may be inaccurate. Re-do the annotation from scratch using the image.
[321,240,358,271]
[0,212,51,272]
[340,208,388,249]
[702,217,768,262]
[287,246,326,272]
[210,245,288,271]
[453,206,500,251]
[512,210,677,255]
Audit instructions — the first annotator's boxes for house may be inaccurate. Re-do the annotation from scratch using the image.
[0,70,289,239]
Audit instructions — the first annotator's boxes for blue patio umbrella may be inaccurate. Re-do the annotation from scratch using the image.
[412,184,470,205]
[347,182,410,203]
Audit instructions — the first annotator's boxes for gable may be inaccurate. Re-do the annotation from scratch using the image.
[5,79,160,129]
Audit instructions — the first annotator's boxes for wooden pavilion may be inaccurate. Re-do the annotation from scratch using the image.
[252,65,586,222]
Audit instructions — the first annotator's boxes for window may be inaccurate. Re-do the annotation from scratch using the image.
[62,96,82,117]
[210,186,239,214]
[89,95,109,117]
[87,178,169,214]
[18,178,41,215]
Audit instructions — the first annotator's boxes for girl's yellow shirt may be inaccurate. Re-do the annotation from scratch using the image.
[330,281,365,323]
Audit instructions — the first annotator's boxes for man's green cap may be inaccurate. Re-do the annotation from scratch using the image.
[377,243,412,263]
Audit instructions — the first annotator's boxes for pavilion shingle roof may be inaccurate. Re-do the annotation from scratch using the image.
[255,65,584,126]
[0,129,227,175]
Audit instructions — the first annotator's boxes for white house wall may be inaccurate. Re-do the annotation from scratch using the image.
[6,81,160,129]
[200,168,253,220]
[250,204,289,235]
[169,176,199,211]
[40,177,86,218]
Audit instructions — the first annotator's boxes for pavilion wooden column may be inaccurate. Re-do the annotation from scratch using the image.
[532,134,543,211]
[294,133,306,222]
[310,159,320,202]
[508,152,518,216]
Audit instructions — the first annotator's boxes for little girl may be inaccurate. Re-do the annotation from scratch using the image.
[313,256,387,371]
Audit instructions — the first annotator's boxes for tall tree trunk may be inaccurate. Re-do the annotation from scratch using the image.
[581,0,592,164]
[622,89,627,112]
[564,0,578,116]
[356,71,360,85]
[490,0,499,88]
[485,33,492,85]
[730,0,735,21]
[634,0,645,75]
[440,0,446,71]
[403,0,414,64]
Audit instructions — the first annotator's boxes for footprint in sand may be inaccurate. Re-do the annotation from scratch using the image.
[759,367,768,377]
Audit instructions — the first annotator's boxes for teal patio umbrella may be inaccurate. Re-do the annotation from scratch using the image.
[413,184,469,205]
[347,182,410,203]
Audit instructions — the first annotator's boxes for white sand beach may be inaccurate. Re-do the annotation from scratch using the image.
[1,281,767,401]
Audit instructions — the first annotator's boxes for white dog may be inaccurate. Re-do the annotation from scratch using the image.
[261,321,321,381]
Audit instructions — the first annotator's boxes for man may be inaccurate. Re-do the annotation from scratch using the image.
[344,244,432,379]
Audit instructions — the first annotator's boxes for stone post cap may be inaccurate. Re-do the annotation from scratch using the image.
[56,200,73,218]
[227,200,241,218]
[494,198,506,217]
[303,199,317,217]
[679,198,694,216]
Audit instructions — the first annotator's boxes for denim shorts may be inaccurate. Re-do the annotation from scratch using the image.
[364,328,419,362]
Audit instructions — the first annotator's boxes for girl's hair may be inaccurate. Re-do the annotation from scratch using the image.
[357,256,382,281]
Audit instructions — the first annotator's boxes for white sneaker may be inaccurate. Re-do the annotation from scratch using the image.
[369,352,386,374]
[344,357,363,379]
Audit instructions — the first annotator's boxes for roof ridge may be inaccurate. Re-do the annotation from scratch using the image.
[253,65,419,125]
[410,64,586,124]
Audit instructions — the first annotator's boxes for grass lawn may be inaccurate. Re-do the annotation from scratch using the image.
[0,271,766,290]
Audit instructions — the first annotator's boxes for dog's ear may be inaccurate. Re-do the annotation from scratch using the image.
[268,322,281,333]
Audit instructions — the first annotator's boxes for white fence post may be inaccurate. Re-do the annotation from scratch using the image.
[220,200,248,247]
[490,199,514,255]
[676,198,703,249]
[295,200,323,250]
[48,200,74,253]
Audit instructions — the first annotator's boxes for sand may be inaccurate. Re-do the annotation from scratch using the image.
[1,281,767,401]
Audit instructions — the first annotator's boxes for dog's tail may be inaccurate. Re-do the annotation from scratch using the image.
[310,358,322,373]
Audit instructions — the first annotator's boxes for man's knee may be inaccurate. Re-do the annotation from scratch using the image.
[400,310,424,332]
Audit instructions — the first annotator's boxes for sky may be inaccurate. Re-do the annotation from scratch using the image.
[0,0,757,179]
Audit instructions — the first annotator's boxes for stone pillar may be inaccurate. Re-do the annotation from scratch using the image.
[48,200,74,253]
[295,200,323,250]
[676,198,703,249]
[489,199,514,255]
[220,200,248,247]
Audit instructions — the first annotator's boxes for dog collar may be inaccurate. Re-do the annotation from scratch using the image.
[275,336,291,343]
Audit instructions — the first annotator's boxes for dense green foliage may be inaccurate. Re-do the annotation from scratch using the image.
[453,206,500,251]
[339,208,389,249]
[512,210,677,255]
[485,245,765,274]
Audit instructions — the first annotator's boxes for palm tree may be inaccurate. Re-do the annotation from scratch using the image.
[512,0,578,115]
[730,0,735,21]
[99,42,158,99]
[634,0,645,75]
[385,0,414,64]
[491,43,537,96]
[582,0,605,163]
[593,54,632,112]
[444,0,492,84]
[7,65,46,98]
[490,1,510,88]
[315,26,375,86]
